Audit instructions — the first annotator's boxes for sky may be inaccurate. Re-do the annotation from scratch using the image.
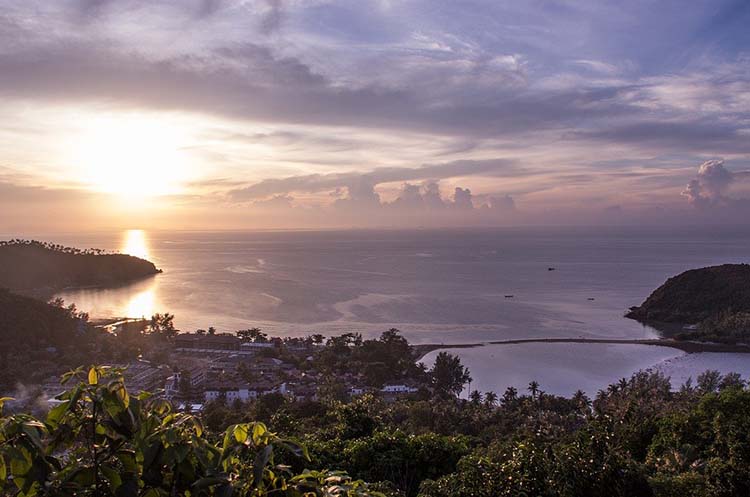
[1,0,749,231]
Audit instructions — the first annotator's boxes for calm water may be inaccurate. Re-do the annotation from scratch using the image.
[23,226,750,393]
[421,343,685,397]
[45,227,750,343]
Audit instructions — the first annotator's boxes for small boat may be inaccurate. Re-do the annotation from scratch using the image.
[547,267,556,271]
[504,295,514,298]
[587,297,595,301]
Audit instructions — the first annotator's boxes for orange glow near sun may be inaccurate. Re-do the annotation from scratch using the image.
[70,114,191,197]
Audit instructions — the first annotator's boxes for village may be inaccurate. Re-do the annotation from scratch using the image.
[165,332,422,410]
[39,323,434,411]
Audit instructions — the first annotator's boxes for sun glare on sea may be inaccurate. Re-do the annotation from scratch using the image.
[126,286,156,319]
[122,229,150,260]
[70,114,190,197]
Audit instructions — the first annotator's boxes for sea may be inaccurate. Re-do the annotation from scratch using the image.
[20,226,750,396]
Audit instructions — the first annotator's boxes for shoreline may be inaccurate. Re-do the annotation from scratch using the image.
[413,338,750,362]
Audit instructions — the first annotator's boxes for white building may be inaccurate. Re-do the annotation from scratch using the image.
[204,387,260,403]
[381,384,419,394]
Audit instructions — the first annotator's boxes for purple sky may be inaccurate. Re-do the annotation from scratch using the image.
[1,0,749,231]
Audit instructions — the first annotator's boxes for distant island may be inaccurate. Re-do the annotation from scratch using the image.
[0,239,161,296]
[627,264,750,343]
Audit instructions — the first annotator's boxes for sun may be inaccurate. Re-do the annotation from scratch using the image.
[71,114,190,197]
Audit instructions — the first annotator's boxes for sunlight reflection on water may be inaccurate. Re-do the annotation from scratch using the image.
[125,283,156,319]
[122,229,149,260]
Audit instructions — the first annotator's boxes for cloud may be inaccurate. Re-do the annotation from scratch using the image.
[483,195,516,212]
[573,121,750,154]
[2,1,748,158]
[682,159,750,208]
[453,187,474,210]
[260,0,285,34]
[2,0,750,230]
[228,159,517,201]
[250,194,295,209]
[196,0,226,19]
[388,181,472,211]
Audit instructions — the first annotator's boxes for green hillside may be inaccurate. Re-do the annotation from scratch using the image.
[626,264,750,324]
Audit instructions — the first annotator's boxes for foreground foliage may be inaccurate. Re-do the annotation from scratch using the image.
[5,358,750,496]
[202,369,750,497]
[0,367,380,496]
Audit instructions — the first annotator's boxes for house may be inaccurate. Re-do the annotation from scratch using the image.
[123,361,169,393]
[164,364,208,399]
[292,384,319,402]
[381,384,419,394]
[350,386,366,396]
[240,342,274,351]
[204,385,261,403]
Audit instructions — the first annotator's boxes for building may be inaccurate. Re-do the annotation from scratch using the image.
[204,386,260,403]
[122,361,170,393]
[381,384,419,394]
[164,363,209,399]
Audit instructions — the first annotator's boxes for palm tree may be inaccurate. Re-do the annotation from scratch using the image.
[469,390,482,405]
[572,389,590,410]
[502,386,518,404]
[528,380,540,400]
[484,391,498,407]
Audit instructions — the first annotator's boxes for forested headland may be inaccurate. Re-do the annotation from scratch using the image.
[627,264,750,343]
[0,239,160,296]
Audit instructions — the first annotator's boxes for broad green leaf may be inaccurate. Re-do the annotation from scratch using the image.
[116,383,130,408]
[193,476,227,489]
[192,417,203,437]
[233,424,248,444]
[101,464,122,490]
[252,423,267,444]
[46,401,70,425]
[88,367,99,385]
[253,445,273,488]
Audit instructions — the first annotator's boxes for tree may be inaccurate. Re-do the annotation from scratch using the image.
[238,328,268,342]
[484,391,498,407]
[0,367,381,497]
[149,313,176,338]
[697,370,722,393]
[178,370,193,399]
[469,390,482,405]
[528,380,540,400]
[502,386,518,404]
[429,352,472,398]
[208,326,216,335]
